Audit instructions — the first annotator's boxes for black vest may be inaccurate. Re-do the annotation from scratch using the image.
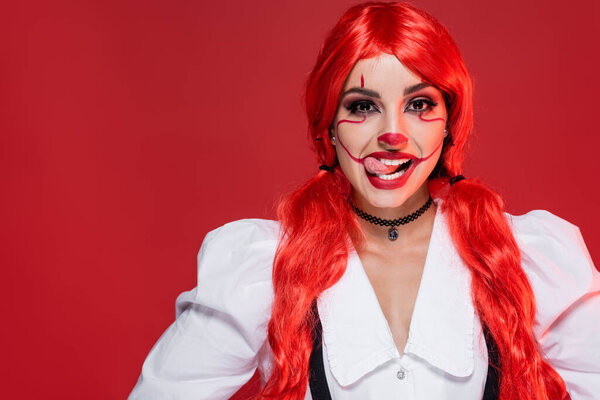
[308,305,500,400]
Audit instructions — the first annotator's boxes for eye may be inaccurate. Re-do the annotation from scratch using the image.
[346,100,379,114]
[406,98,437,112]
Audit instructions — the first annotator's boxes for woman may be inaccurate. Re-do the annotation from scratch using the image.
[129,2,600,399]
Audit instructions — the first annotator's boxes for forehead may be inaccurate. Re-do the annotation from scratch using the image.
[343,53,423,90]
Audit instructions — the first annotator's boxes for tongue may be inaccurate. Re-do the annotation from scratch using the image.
[364,156,397,175]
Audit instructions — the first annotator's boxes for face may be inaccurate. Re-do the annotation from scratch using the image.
[331,53,448,209]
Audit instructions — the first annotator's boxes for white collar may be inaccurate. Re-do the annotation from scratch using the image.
[317,201,475,386]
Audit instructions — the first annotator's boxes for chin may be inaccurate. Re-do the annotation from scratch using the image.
[365,189,412,209]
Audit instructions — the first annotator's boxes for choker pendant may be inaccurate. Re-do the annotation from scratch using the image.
[388,226,399,241]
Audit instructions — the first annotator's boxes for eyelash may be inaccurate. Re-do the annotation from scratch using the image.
[346,98,438,114]
[407,98,437,112]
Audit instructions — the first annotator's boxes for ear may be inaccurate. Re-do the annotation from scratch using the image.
[443,128,448,138]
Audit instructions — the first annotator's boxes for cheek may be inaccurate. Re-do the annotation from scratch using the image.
[335,115,373,163]
[417,112,446,123]
[406,120,444,152]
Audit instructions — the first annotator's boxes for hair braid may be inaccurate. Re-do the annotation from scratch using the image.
[442,179,567,399]
[257,169,363,399]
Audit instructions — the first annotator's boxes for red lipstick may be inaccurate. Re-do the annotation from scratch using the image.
[364,140,443,190]
[366,151,415,160]
[366,160,416,189]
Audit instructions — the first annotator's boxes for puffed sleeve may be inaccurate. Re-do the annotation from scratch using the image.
[510,210,600,399]
[128,218,280,400]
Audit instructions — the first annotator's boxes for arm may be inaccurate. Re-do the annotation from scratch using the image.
[512,210,600,399]
[129,219,279,400]
[539,291,600,399]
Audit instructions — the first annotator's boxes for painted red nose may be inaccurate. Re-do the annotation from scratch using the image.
[378,132,408,146]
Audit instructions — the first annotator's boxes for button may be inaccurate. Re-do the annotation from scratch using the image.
[396,368,406,380]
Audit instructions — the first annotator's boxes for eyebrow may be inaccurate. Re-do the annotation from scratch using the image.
[341,87,380,98]
[341,82,434,99]
[404,82,433,96]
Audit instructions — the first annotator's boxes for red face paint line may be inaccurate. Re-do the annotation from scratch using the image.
[360,74,364,88]
[377,132,408,146]
[418,114,445,123]
[335,115,367,164]
[335,115,445,167]
[335,114,446,190]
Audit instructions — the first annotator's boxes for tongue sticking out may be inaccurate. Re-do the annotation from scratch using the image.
[364,156,398,175]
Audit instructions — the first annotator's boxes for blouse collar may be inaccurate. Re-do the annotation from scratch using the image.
[317,200,475,386]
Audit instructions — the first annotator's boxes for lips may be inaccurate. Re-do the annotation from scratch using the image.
[366,151,416,160]
[362,151,418,190]
[364,156,411,175]
[365,159,417,189]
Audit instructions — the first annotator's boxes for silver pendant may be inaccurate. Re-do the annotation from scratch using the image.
[388,227,398,241]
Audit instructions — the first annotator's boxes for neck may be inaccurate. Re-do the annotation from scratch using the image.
[350,185,436,248]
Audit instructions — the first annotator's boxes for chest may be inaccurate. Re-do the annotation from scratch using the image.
[294,209,494,398]
[359,243,428,356]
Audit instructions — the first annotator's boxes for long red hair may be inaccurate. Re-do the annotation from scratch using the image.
[258,2,568,399]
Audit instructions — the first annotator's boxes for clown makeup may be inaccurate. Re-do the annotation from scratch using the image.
[331,53,448,214]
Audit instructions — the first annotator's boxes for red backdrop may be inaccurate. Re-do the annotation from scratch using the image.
[1,0,598,398]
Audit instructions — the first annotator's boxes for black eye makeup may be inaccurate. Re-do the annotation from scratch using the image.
[343,96,438,116]
[345,99,380,115]
[405,98,438,113]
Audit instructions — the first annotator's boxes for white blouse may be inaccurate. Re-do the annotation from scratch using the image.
[129,200,600,399]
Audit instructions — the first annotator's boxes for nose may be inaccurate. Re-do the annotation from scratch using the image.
[378,132,408,146]
[377,108,409,149]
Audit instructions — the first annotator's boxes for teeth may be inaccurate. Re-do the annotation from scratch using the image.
[377,158,411,166]
[376,168,408,180]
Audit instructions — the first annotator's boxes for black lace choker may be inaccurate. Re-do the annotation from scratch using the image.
[349,196,433,241]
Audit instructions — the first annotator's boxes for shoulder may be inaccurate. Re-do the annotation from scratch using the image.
[201,218,281,250]
[508,209,581,246]
[197,218,281,296]
[178,218,281,332]
[199,218,281,265]
[197,217,281,293]
[508,209,591,277]
[506,209,600,334]
[507,209,593,283]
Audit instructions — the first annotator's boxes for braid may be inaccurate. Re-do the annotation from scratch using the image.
[257,169,363,399]
[442,178,567,399]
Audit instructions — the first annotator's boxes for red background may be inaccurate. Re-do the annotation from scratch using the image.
[1,0,598,398]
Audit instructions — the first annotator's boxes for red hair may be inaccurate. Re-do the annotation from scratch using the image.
[258,2,568,399]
